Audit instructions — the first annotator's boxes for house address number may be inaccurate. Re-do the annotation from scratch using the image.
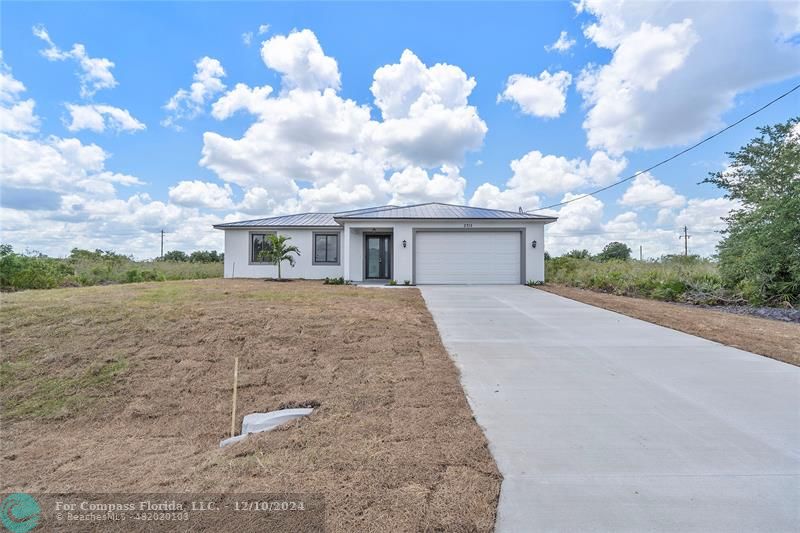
[463,223,473,228]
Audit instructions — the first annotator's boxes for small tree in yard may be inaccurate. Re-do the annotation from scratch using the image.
[596,242,631,262]
[258,234,300,280]
[703,117,800,305]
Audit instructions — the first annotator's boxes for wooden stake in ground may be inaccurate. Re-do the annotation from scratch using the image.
[230,357,239,438]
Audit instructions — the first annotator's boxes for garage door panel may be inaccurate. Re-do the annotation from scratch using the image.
[415,231,520,284]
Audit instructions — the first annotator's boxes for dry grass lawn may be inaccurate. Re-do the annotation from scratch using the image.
[0,279,500,531]
[538,284,800,367]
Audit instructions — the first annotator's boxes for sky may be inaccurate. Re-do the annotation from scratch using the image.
[1,1,799,259]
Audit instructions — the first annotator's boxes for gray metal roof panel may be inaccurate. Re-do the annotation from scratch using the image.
[214,203,556,229]
[335,202,556,220]
[213,212,339,228]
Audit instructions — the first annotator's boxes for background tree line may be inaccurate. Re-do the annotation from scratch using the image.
[545,116,799,307]
[1,246,223,290]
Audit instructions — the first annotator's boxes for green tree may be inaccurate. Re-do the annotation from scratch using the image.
[703,117,800,305]
[564,249,591,259]
[69,248,129,263]
[258,234,300,280]
[162,250,189,262]
[189,250,222,262]
[596,242,631,262]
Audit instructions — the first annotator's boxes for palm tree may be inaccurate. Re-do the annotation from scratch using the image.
[258,234,300,280]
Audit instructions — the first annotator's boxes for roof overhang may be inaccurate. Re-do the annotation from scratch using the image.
[333,216,558,224]
[212,223,341,230]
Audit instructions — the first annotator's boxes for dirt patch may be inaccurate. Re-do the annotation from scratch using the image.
[0,279,500,531]
[537,284,800,367]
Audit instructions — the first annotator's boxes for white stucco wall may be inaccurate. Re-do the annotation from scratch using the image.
[341,219,548,283]
[221,220,549,282]
[223,228,344,279]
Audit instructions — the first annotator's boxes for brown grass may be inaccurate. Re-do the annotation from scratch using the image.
[0,279,500,531]
[537,284,800,367]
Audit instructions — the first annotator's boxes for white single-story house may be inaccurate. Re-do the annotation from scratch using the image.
[213,202,557,284]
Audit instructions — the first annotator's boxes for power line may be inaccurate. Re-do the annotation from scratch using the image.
[529,81,800,213]
[548,228,721,237]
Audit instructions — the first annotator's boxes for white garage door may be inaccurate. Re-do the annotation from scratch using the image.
[415,231,521,284]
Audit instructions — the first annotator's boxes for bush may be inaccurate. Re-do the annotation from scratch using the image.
[545,255,738,304]
[125,269,165,283]
[0,244,222,291]
[0,247,74,290]
[323,276,347,285]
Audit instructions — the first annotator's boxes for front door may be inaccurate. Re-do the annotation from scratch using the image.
[365,235,392,279]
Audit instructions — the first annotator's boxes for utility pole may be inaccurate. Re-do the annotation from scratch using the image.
[640,245,643,261]
[679,226,691,256]
[160,229,165,259]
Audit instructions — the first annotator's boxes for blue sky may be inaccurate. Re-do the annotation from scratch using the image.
[2,1,798,258]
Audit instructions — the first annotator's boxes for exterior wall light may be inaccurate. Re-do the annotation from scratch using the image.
[531,240,537,248]
[402,239,407,248]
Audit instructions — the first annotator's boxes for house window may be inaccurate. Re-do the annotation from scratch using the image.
[250,232,275,263]
[313,233,339,265]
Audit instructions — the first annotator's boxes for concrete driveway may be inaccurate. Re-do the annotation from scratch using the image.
[420,285,800,532]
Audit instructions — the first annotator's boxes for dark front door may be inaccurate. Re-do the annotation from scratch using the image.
[365,235,391,279]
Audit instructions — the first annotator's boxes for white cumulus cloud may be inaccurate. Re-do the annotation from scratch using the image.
[576,0,800,155]
[368,49,486,167]
[168,180,234,209]
[65,104,145,133]
[201,32,487,214]
[1,128,226,257]
[469,183,541,213]
[498,70,572,118]
[469,149,625,212]
[545,31,576,53]
[261,29,340,92]
[508,149,626,195]
[0,54,40,134]
[386,165,466,205]
[162,56,226,129]
[619,172,686,209]
[0,133,140,197]
[33,25,117,98]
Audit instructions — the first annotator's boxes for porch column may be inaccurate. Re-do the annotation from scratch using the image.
[342,224,351,281]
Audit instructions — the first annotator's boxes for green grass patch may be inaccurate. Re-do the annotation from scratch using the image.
[132,283,198,304]
[2,358,128,419]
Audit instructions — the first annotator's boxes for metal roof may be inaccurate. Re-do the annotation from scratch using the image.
[335,202,556,220]
[214,202,556,229]
[213,212,338,228]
